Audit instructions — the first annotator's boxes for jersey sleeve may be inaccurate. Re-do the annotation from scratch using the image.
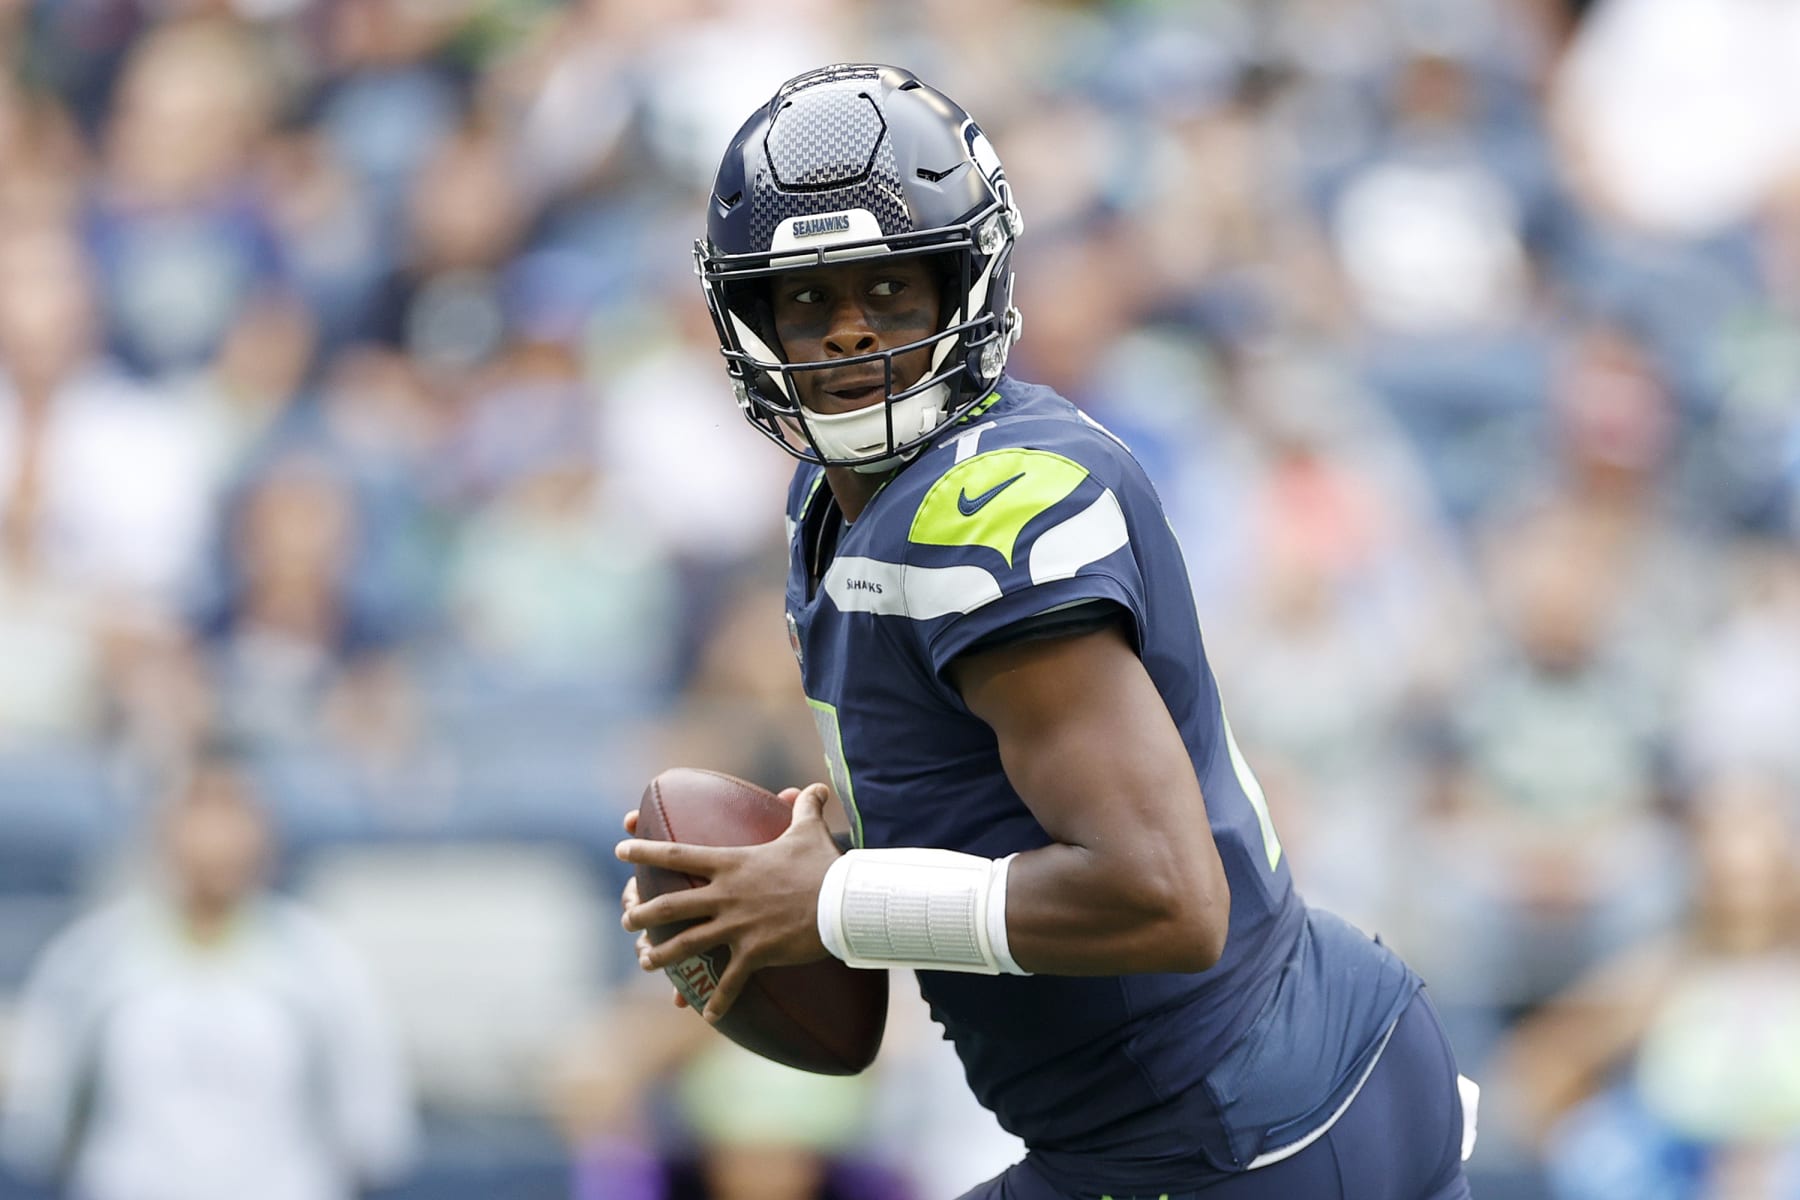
[895,443,1152,680]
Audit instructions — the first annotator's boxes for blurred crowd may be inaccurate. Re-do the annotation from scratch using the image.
[0,0,1798,1197]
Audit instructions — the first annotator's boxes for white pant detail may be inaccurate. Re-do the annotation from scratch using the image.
[1457,1074,1480,1162]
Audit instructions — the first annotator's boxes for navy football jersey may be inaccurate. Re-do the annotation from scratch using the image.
[783,377,1419,1191]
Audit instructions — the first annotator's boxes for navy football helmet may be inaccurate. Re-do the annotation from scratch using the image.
[695,64,1024,470]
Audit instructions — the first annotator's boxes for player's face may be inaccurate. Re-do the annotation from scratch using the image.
[769,257,941,415]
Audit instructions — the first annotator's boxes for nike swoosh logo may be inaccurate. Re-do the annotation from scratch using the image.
[957,472,1026,517]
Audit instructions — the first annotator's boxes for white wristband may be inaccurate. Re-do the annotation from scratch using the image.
[817,848,1030,975]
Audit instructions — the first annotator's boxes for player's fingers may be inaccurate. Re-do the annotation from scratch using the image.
[615,837,728,875]
[638,924,725,972]
[788,782,830,827]
[631,940,688,1007]
[702,953,753,1024]
[620,876,639,913]
[621,888,714,934]
[623,809,639,835]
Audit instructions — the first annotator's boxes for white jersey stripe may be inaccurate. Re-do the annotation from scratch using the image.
[823,556,1003,620]
[821,489,1126,621]
[1028,489,1129,585]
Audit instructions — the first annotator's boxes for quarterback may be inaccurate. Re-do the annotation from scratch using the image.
[619,64,1475,1199]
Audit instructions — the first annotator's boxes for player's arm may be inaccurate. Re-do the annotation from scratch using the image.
[946,620,1231,974]
[616,623,1231,1012]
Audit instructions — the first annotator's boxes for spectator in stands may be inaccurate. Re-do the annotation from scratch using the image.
[1706,168,1800,532]
[1515,321,1720,697]
[0,745,418,1200]
[1496,771,1800,1200]
[0,218,213,617]
[193,449,413,756]
[654,575,819,790]
[1409,499,1684,1066]
[1553,0,1800,240]
[0,214,221,762]
[445,397,681,696]
[313,0,468,236]
[1328,32,1560,527]
[558,978,910,1200]
[365,121,526,378]
[1677,544,1800,791]
[589,268,795,574]
[85,17,305,380]
[666,1040,904,1200]
[1209,358,1477,931]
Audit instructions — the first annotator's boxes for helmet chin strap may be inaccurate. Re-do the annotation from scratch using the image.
[797,382,951,471]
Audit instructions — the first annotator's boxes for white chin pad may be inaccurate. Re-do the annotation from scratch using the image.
[800,383,949,466]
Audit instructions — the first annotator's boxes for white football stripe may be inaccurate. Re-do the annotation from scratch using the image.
[952,423,993,463]
[1028,489,1129,585]
[934,251,999,371]
[904,561,1004,619]
[823,556,1002,620]
[730,312,792,401]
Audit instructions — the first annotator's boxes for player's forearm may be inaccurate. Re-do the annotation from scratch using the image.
[1003,835,1228,975]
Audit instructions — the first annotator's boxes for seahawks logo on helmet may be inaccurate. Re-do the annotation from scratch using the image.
[791,214,853,238]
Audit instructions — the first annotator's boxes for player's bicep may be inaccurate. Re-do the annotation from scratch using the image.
[952,625,1175,825]
[948,624,1227,911]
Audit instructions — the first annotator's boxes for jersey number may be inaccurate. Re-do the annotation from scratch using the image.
[807,698,865,848]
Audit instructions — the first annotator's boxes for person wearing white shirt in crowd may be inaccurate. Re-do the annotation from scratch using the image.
[0,748,419,1200]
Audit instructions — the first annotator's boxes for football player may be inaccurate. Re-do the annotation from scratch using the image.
[618,64,1476,1199]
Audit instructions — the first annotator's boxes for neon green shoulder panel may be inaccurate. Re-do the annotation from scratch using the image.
[959,390,1003,423]
[908,448,1089,567]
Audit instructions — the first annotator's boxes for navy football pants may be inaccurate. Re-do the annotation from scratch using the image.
[958,990,1473,1200]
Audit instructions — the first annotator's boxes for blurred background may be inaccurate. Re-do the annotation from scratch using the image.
[0,0,1798,1197]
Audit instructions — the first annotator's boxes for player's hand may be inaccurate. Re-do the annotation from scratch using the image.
[616,783,837,1024]
[619,810,689,1009]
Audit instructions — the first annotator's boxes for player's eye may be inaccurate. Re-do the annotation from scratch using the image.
[868,279,906,297]
[789,286,825,305]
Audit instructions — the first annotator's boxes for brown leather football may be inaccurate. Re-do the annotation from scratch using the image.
[634,767,887,1075]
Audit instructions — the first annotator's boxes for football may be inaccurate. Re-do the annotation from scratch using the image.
[633,767,888,1075]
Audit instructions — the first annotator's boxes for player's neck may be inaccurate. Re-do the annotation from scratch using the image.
[823,466,892,523]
